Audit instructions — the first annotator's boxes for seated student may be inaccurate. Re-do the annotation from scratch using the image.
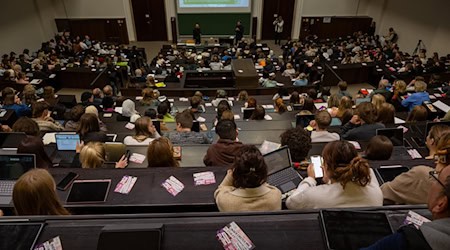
[364,135,393,161]
[281,63,296,79]
[274,97,287,114]
[237,90,249,101]
[147,137,180,168]
[72,141,127,169]
[42,86,58,108]
[101,95,115,112]
[2,93,31,117]
[214,100,232,126]
[406,105,428,123]
[214,145,282,212]
[340,102,385,141]
[118,99,141,123]
[204,119,243,167]
[336,81,352,99]
[250,105,266,120]
[390,79,408,111]
[286,141,383,209]
[139,88,157,106]
[21,84,37,106]
[371,94,386,112]
[260,73,277,88]
[32,101,64,132]
[85,105,108,132]
[293,73,308,86]
[381,130,450,205]
[80,91,99,110]
[12,169,70,215]
[211,89,229,107]
[376,103,395,125]
[189,95,206,113]
[245,97,257,108]
[401,80,430,111]
[64,105,85,131]
[123,117,160,146]
[362,166,450,250]
[165,110,211,144]
[370,79,391,100]
[280,127,312,164]
[17,136,53,169]
[92,88,103,105]
[310,111,340,143]
[157,100,175,123]
[12,117,40,136]
[77,113,107,143]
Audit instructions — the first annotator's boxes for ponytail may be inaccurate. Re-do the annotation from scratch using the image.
[333,156,371,188]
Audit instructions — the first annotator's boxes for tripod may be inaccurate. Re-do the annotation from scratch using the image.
[412,40,426,56]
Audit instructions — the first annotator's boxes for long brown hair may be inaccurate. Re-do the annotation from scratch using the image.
[17,136,53,169]
[77,113,100,136]
[322,141,371,188]
[133,117,154,142]
[13,169,70,215]
[147,137,179,167]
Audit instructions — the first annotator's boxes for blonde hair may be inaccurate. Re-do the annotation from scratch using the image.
[79,142,106,168]
[371,94,386,111]
[13,169,70,215]
[414,80,427,92]
[393,80,406,93]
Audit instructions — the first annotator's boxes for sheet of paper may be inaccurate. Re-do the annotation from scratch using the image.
[193,171,216,186]
[162,176,184,196]
[129,153,145,164]
[197,116,206,122]
[433,100,450,113]
[394,117,406,124]
[216,222,255,250]
[234,115,241,120]
[42,132,56,145]
[114,107,123,114]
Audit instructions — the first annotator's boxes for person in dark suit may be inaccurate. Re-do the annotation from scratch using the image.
[193,23,201,44]
[235,21,244,45]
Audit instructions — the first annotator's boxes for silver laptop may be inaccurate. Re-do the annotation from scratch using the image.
[263,146,303,194]
[0,154,36,204]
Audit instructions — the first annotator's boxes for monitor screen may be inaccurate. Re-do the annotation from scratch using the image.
[376,167,409,184]
[0,223,44,250]
[0,132,27,148]
[263,146,292,175]
[243,108,255,120]
[0,154,35,180]
[425,121,450,140]
[55,134,80,151]
[376,128,403,146]
[66,180,111,204]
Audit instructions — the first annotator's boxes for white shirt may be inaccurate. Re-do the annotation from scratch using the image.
[123,136,156,146]
[273,19,284,33]
[286,169,383,209]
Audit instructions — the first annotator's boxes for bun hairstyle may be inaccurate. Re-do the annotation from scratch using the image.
[433,132,450,164]
[322,141,371,188]
[232,145,268,188]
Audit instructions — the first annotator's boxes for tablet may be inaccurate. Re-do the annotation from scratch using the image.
[0,223,44,250]
[66,179,111,204]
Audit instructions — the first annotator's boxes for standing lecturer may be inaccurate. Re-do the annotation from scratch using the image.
[273,16,284,45]
[235,21,244,45]
[193,23,201,44]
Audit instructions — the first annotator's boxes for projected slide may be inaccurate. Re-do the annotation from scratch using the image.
[179,0,250,8]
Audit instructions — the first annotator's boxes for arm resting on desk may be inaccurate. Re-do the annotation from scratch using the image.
[285,177,317,209]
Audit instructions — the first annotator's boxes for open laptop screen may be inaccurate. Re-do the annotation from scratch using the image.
[0,154,36,180]
[425,121,450,140]
[55,134,80,151]
[263,146,292,175]
[376,128,403,146]
[0,223,44,250]
[0,132,27,149]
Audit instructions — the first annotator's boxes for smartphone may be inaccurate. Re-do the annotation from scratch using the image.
[310,155,324,178]
[56,172,79,191]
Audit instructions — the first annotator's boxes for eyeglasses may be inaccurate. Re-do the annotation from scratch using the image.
[429,170,447,191]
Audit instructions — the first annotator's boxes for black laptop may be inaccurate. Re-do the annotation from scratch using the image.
[376,128,411,160]
[263,146,303,194]
[0,132,27,149]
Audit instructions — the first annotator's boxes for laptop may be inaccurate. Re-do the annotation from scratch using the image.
[263,146,303,194]
[243,108,255,120]
[376,128,411,160]
[0,132,27,149]
[355,97,371,105]
[295,114,315,128]
[411,121,450,148]
[0,223,44,250]
[0,154,36,204]
[375,165,410,184]
[53,133,80,164]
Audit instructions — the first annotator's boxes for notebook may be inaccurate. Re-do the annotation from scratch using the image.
[263,146,303,194]
[0,154,36,204]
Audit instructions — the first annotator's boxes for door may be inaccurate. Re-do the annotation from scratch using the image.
[261,0,295,40]
[131,0,168,41]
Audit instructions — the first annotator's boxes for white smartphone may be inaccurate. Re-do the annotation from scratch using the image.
[310,155,324,178]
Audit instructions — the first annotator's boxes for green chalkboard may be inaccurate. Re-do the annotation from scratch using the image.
[178,13,251,36]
